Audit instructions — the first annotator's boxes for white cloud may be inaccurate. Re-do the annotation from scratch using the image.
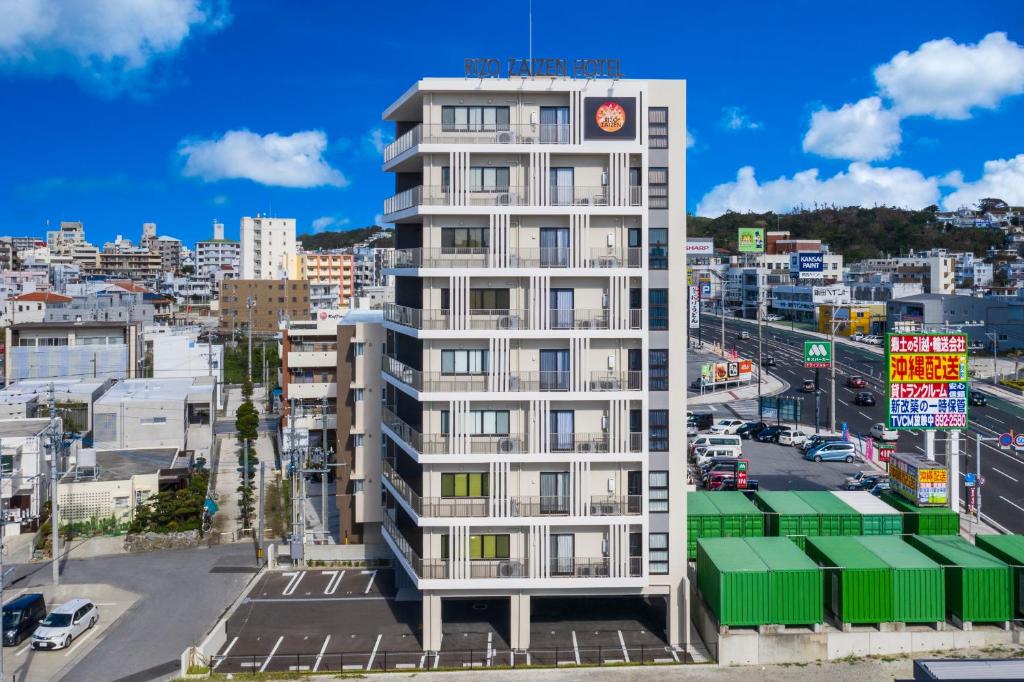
[178,129,348,188]
[0,0,230,95]
[686,129,695,148]
[310,215,351,233]
[721,107,762,131]
[875,32,1024,119]
[365,128,392,156]
[940,154,1024,209]
[696,163,940,217]
[802,97,902,161]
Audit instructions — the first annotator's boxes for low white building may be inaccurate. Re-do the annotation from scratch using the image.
[0,419,56,531]
[0,379,113,435]
[92,378,215,457]
[151,334,224,407]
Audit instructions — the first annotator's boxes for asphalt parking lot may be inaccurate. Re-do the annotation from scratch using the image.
[212,569,680,671]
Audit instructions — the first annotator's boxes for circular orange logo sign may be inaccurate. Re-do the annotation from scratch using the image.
[595,101,626,133]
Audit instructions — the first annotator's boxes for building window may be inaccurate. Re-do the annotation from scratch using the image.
[442,227,489,250]
[353,388,364,401]
[469,166,510,191]
[144,416,167,425]
[648,107,668,148]
[353,342,364,357]
[352,480,364,493]
[353,434,364,447]
[113,496,129,508]
[649,289,668,329]
[649,228,668,270]
[441,105,510,132]
[649,410,668,451]
[649,349,668,391]
[649,167,668,209]
[441,349,488,374]
[441,533,510,560]
[649,471,668,512]
[441,288,510,311]
[441,472,490,497]
[649,533,669,574]
[441,410,509,435]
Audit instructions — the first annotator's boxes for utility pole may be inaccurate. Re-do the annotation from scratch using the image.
[986,332,998,386]
[757,254,764,422]
[257,461,265,564]
[46,383,61,587]
[830,305,838,434]
[289,397,299,545]
[247,296,256,384]
[242,438,250,531]
[321,395,329,541]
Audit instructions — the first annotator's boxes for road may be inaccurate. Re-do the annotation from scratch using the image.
[696,313,1024,534]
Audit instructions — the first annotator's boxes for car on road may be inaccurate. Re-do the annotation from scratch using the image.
[969,393,988,407]
[843,471,887,490]
[32,599,98,651]
[863,335,882,345]
[738,331,750,340]
[763,354,777,367]
[778,428,812,446]
[805,441,858,463]
[754,425,785,443]
[765,314,784,322]
[869,481,891,496]
[853,391,876,406]
[737,421,767,439]
[3,593,46,647]
[801,379,820,393]
[870,422,899,441]
[846,376,867,389]
[799,434,845,453]
[710,419,746,434]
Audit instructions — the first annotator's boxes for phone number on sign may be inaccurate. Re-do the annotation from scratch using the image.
[933,413,968,427]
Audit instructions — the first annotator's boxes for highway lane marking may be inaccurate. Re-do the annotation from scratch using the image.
[313,635,331,672]
[999,496,1024,514]
[214,636,238,669]
[618,630,630,663]
[993,468,1020,483]
[259,635,283,672]
[572,630,581,665]
[858,412,872,420]
[366,633,383,670]
[362,569,378,594]
[914,446,925,453]
[989,416,1008,426]
[282,571,305,596]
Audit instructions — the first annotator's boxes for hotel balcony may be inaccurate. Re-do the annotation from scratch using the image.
[385,246,641,271]
[381,407,642,461]
[382,356,641,396]
[383,303,642,333]
[384,123,574,164]
[383,185,642,220]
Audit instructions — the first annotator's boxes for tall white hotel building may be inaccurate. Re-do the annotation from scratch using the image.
[379,70,687,651]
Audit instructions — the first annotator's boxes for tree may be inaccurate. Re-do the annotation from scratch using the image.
[241,376,254,401]
[129,473,208,534]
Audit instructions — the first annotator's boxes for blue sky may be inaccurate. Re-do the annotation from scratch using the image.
[1,0,1023,247]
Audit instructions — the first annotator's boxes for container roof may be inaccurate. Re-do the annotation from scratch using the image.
[687,491,718,516]
[911,535,1008,568]
[796,491,859,516]
[806,536,889,570]
[696,538,768,572]
[708,491,762,515]
[855,536,941,570]
[831,490,901,515]
[746,537,820,571]
[754,491,818,515]
[975,534,1024,563]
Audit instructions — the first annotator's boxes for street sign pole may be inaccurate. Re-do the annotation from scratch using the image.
[814,367,820,434]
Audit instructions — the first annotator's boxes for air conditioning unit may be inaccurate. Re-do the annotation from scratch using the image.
[498,437,515,453]
[499,560,523,577]
[496,131,516,144]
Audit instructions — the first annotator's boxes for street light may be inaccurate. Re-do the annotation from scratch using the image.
[985,331,998,386]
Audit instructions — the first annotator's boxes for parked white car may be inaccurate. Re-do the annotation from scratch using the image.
[777,428,812,446]
[765,314,784,322]
[851,332,864,341]
[709,419,746,434]
[870,422,899,441]
[32,599,98,650]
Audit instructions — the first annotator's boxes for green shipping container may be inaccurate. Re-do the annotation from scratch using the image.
[906,535,1013,624]
[686,492,764,560]
[858,536,946,623]
[752,491,823,549]
[806,536,893,624]
[795,491,861,536]
[974,534,1024,617]
[830,490,903,535]
[697,537,822,627]
[880,491,958,535]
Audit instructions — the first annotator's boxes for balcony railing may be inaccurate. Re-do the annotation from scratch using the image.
[548,557,643,578]
[381,513,449,579]
[383,304,642,331]
[384,123,575,160]
[386,247,642,270]
[383,184,642,216]
[588,495,642,516]
[384,357,639,394]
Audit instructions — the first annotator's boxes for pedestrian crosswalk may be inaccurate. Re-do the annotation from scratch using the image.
[700,399,759,420]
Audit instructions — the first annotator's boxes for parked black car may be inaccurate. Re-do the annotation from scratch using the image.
[853,391,876,406]
[737,421,767,439]
[3,593,46,646]
[688,413,714,431]
[969,393,988,407]
[755,425,784,443]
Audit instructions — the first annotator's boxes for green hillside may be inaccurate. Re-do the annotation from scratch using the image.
[297,226,393,250]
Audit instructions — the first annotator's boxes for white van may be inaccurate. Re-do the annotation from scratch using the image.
[689,434,743,458]
[695,446,742,466]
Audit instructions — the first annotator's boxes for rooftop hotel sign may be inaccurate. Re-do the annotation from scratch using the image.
[465,58,624,79]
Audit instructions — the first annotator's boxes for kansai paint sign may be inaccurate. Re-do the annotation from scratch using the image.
[583,97,637,140]
[789,252,825,279]
[885,333,969,430]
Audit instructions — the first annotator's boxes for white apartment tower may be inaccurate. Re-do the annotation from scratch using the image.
[379,74,688,651]
[240,216,296,279]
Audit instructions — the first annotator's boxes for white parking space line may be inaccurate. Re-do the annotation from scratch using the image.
[15,643,31,657]
[572,630,581,665]
[362,570,377,594]
[999,496,1024,514]
[282,571,305,596]
[312,635,331,672]
[618,630,630,663]
[64,628,97,657]
[993,468,1019,483]
[486,631,494,666]
[366,633,382,669]
[214,636,238,669]
[259,635,283,672]
[321,570,345,595]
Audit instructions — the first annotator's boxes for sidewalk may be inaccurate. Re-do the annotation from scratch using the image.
[688,371,787,405]
[211,386,268,542]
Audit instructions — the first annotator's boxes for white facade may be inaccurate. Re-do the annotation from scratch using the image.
[0,419,55,526]
[379,76,687,651]
[240,216,296,280]
[196,228,240,281]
